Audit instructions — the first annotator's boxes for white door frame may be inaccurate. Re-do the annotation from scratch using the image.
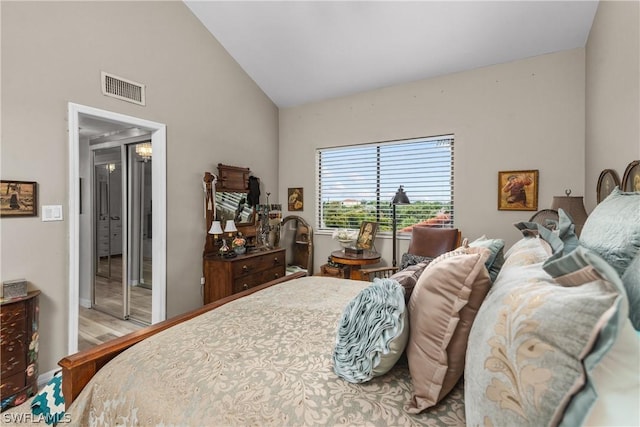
[67,102,167,354]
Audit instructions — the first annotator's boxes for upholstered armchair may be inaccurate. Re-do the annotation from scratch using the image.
[361,226,461,281]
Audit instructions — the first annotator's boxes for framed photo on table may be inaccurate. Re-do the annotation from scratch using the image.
[497,170,538,211]
[0,180,38,217]
[356,221,378,250]
[596,169,620,203]
[621,160,640,192]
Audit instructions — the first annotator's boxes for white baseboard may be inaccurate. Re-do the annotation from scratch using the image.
[79,298,91,308]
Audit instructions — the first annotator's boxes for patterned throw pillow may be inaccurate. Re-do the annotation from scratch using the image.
[31,373,65,425]
[399,253,432,270]
[405,246,491,413]
[389,259,432,303]
[333,279,409,383]
[465,237,638,427]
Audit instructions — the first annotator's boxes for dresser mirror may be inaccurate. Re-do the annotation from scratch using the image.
[215,191,255,225]
[214,163,256,228]
[203,164,259,255]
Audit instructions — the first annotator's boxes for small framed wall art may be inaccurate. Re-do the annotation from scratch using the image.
[0,180,38,217]
[621,160,640,192]
[497,170,538,211]
[596,169,620,203]
[288,187,303,211]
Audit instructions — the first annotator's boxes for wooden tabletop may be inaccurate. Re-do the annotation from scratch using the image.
[330,249,381,266]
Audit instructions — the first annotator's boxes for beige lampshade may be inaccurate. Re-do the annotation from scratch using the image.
[224,220,238,233]
[208,220,223,235]
[551,194,588,236]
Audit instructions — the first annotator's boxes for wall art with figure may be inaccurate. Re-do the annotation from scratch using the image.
[0,180,38,217]
[288,187,303,211]
[498,170,538,211]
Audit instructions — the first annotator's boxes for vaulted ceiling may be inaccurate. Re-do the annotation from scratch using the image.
[185,1,599,108]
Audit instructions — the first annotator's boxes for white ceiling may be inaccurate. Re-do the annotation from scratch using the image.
[185,0,599,108]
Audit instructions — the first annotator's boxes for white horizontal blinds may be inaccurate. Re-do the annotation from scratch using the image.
[317,135,454,233]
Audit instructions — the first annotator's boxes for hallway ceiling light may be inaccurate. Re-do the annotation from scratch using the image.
[136,143,152,162]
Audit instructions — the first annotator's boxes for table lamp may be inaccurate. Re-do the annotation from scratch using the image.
[550,189,589,236]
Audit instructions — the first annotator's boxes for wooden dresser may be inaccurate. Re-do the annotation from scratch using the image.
[1,290,40,411]
[203,248,286,304]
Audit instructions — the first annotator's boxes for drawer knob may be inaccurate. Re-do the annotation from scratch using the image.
[274,273,280,278]
[243,283,249,290]
[273,257,279,264]
[242,265,249,272]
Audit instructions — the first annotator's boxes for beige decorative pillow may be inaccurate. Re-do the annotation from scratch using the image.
[405,246,491,413]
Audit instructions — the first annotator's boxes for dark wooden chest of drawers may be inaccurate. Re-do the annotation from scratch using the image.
[1,290,40,411]
[203,248,286,304]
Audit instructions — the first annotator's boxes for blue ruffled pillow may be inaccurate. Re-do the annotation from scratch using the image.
[333,279,408,383]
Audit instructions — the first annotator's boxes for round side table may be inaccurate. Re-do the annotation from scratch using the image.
[330,249,381,281]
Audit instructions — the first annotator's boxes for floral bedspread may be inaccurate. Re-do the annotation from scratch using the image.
[66,276,465,426]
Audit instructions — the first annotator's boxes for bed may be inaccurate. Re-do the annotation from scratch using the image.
[58,273,464,426]
[39,187,639,426]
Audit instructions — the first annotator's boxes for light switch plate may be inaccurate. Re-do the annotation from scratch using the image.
[42,205,63,221]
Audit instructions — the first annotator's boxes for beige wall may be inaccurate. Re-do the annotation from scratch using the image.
[1,1,278,374]
[280,49,587,268]
[585,0,640,209]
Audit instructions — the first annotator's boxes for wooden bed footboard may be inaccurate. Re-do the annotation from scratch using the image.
[58,272,306,408]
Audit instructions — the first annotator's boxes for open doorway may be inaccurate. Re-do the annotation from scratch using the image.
[68,103,166,354]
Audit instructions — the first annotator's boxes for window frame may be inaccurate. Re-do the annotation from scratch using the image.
[315,135,455,236]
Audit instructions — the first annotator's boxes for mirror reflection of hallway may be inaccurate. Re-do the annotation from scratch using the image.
[80,138,153,351]
[126,142,153,324]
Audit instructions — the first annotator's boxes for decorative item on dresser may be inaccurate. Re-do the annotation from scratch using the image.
[1,290,40,412]
[203,247,285,304]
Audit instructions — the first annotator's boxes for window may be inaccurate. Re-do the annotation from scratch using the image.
[316,135,454,234]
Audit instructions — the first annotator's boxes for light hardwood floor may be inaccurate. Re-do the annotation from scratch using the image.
[78,256,152,352]
[78,305,146,351]
[94,275,152,323]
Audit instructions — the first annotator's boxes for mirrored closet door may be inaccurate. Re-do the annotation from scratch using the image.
[93,147,127,320]
[92,142,152,325]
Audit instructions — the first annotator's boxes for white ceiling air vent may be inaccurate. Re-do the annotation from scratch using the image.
[101,72,146,106]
